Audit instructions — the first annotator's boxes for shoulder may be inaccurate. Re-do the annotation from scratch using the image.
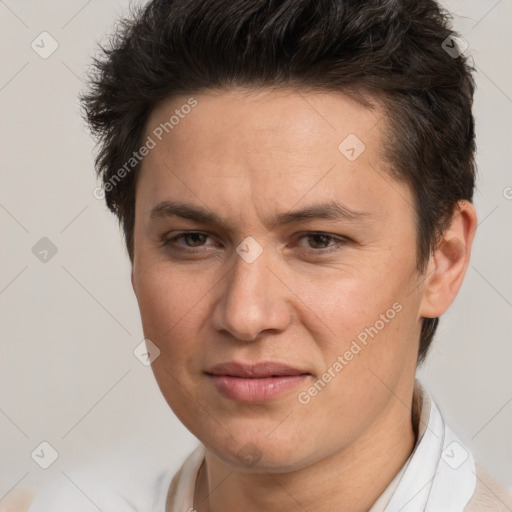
[25,462,175,512]
[26,472,132,512]
[465,463,512,512]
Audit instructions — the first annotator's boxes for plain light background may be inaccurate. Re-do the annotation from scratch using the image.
[1,0,511,500]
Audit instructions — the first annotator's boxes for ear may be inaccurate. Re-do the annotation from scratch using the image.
[419,200,477,318]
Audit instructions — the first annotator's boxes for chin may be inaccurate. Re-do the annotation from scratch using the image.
[200,427,320,474]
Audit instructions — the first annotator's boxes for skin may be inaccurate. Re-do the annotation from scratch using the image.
[130,88,477,512]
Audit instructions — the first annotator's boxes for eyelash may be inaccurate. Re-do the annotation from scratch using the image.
[160,231,349,255]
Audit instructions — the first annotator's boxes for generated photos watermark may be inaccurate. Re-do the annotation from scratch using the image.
[298,301,403,405]
[93,97,198,200]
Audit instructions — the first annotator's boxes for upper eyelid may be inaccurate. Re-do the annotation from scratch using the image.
[297,233,341,243]
[165,231,346,248]
[165,230,342,239]
[164,231,214,245]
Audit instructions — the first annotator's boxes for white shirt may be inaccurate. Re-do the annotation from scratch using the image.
[27,380,479,512]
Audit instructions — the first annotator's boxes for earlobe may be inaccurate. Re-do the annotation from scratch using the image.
[419,201,478,318]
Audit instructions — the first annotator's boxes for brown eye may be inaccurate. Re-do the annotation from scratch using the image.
[161,231,215,250]
[182,232,208,247]
[305,234,334,249]
[294,232,349,255]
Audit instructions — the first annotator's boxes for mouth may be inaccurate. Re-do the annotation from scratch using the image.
[205,361,311,402]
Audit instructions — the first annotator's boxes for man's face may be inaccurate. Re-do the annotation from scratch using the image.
[131,88,425,471]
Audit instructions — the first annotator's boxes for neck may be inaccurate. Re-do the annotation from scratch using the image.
[194,391,417,512]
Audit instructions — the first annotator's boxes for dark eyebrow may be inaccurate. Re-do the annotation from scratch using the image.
[149,200,370,228]
[271,202,371,225]
[150,201,219,224]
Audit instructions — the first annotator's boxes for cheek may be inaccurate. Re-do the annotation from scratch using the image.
[133,266,211,421]
[294,269,401,343]
[133,266,219,404]
[294,298,416,439]
[293,262,418,390]
[134,263,212,338]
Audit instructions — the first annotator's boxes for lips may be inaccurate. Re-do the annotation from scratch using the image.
[206,361,311,402]
[206,361,309,378]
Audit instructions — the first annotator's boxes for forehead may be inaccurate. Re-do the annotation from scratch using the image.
[145,87,384,158]
[136,88,412,224]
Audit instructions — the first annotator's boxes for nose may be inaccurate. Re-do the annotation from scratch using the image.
[211,247,292,341]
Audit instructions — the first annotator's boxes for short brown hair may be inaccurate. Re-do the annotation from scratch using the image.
[81,0,476,364]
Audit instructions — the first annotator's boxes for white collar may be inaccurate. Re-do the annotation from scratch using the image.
[166,380,476,511]
[381,380,476,511]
